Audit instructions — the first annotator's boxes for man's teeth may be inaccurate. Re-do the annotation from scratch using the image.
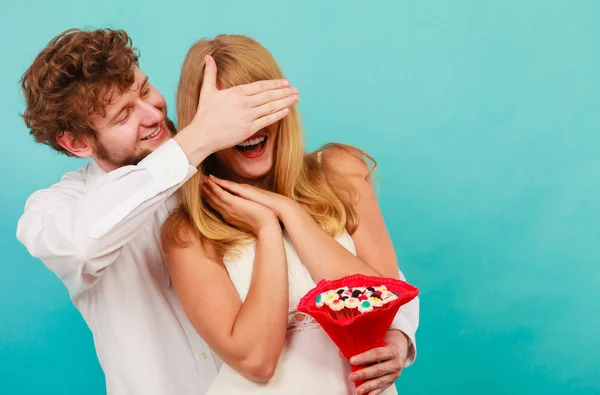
[142,127,160,141]
[237,136,266,147]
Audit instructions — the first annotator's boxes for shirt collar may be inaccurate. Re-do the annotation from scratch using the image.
[85,159,107,190]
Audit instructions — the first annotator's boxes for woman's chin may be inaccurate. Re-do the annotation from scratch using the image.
[233,162,273,181]
[236,170,271,182]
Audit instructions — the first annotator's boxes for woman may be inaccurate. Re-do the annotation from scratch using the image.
[161,35,410,395]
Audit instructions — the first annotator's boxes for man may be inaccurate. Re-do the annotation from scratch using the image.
[17,28,419,395]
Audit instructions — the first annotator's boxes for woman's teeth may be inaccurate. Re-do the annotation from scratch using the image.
[141,127,160,141]
[237,136,266,147]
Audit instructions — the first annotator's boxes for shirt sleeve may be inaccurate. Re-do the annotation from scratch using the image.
[16,139,197,296]
[388,267,420,367]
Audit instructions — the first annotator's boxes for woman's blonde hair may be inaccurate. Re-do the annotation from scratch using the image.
[161,34,376,258]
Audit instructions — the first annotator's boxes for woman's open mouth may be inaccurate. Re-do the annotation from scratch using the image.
[235,135,267,158]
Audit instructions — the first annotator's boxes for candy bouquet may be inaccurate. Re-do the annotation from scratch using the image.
[298,274,419,389]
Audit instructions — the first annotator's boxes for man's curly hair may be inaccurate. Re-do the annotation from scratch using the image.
[20,28,140,156]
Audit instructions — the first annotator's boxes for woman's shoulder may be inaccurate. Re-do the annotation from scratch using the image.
[310,142,376,179]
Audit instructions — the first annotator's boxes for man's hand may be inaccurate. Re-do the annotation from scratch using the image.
[348,330,409,395]
[175,54,298,166]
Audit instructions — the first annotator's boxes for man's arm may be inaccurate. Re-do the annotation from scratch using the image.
[16,140,194,296]
[388,270,420,366]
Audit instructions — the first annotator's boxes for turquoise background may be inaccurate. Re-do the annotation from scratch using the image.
[1,0,598,394]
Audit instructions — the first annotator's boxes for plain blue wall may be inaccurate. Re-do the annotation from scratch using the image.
[1,1,599,394]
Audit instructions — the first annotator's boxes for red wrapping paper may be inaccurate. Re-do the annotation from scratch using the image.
[297,274,419,389]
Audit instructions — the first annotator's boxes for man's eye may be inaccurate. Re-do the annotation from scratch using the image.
[118,108,132,124]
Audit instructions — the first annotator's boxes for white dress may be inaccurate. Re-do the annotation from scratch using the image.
[205,230,398,395]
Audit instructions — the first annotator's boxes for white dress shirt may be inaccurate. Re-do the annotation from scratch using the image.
[16,138,419,395]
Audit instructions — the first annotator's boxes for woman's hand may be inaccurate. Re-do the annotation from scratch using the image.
[202,177,279,235]
[208,175,381,281]
[207,175,298,221]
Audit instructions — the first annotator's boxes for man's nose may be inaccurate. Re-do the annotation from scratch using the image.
[138,101,163,126]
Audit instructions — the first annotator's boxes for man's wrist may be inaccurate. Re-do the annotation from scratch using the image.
[386,329,411,364]
[173,127,213,168]
[392,329,412,349]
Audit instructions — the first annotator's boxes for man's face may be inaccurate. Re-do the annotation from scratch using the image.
[90,68,175,171]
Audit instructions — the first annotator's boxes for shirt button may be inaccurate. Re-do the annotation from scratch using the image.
[201,352,208,360]
[170,171,178,180]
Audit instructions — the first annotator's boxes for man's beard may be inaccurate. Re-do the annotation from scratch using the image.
[95,116,177,168]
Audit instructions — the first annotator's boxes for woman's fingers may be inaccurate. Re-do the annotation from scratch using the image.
[208,175,242,194]
[202,179,229,214]
[206,178,236,205]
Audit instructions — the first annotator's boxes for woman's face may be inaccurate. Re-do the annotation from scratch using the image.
[212,121,280,185]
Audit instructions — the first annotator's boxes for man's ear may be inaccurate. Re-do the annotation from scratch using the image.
[56,131,94,158]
